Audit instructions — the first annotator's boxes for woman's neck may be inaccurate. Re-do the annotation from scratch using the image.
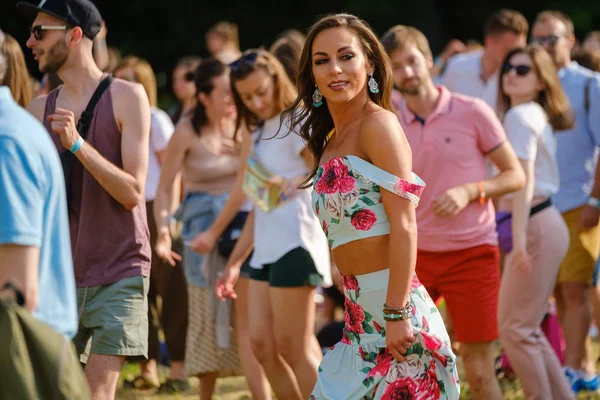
[182,98,196,114]
[328,90,370,135]
[510,93,538,108]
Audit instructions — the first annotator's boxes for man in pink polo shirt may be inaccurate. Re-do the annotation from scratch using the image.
[383,25,525,399]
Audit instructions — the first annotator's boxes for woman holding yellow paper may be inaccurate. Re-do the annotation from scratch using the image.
[192,49,331,400]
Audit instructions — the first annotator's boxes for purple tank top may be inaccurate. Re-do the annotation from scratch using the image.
[44,86,151,287]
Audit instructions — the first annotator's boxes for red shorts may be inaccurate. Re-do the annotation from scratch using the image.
[416,244,500,343]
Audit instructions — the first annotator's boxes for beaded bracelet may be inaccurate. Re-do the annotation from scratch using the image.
[383,302,412,321]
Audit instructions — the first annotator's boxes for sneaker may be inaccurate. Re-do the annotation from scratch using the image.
[577,373,600,392]
[564,366,581,392]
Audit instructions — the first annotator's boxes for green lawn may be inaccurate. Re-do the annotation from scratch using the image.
[116,356,600,399]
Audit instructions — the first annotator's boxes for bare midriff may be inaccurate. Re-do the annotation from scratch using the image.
[332,235,391,276]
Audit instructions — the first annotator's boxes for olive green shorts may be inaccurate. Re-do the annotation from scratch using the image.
[73,275,149,364]
[249,247,324,287]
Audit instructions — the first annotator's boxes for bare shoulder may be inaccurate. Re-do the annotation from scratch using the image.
[110,78,147,106]
[26,94,49,122]
[358,107,412,172]
[170,117,195,144]
[358,108,405,149]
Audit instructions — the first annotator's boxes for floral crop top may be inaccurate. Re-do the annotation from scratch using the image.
[312,155,426,249]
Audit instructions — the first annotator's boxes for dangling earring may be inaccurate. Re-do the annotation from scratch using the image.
[312,85,323,107]
[368,72,379,94]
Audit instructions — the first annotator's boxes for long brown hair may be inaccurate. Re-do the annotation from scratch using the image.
[114,56,158,107]
[498,45,574,131]
[230,49,297,138]
[281,13,395,184]
[1,34,32,107]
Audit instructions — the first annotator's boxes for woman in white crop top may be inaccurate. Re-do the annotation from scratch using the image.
[496,46,575,400]
[193,49,331,400]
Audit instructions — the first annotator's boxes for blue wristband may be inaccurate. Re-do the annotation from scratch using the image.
[588,197,600,209]
[69,136,84,153]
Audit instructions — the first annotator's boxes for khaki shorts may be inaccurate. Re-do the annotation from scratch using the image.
[73,275,149,364]
[557,207,600,284]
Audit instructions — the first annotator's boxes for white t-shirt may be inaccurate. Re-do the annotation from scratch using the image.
[441,50,499,113]
[503,102,560,198]
[146,107,174,201]
[250,114,332,287]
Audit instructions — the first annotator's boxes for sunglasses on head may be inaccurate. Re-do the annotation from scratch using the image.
[531,35,560,46]
[31,25,68,41]
[501,62,532,76]
[229,51,259,72]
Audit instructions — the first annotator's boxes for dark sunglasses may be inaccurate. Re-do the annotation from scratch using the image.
[229,51,259,72]
[31,25,68,41]
[501,62,532,76]
[184,71,195,81]
[531,35,560,46]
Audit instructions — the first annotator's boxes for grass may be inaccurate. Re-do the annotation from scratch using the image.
[116,355,600,399]
[116,303,600,399]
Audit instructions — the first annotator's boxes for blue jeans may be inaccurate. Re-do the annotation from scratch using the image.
[179,192,228,288]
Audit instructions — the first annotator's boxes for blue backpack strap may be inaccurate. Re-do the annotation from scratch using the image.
[346,155,426,207]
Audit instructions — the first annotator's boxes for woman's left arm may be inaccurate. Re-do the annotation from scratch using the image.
[361,111,418,361]
[360,112,417,308]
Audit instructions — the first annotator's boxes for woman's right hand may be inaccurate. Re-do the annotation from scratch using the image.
[215,264,241,301]
[155,231,182,267]
[190,229,218,254]
[511,240,532,272]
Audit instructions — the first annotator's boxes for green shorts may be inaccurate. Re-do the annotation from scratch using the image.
[73,275,149,364]
[249,247,324,287]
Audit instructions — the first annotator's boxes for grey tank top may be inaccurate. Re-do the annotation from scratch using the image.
[44,85,151,287]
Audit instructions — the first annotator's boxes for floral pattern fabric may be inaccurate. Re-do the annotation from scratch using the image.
[311,271,460,399]
[310,156,458,399]
[312,155,426,249]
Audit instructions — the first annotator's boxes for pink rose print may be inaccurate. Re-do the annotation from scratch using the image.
[351,209,377,231]
[343,275,359,291]
[432,349,449,368]
[367,349,393,379]
[322,220,329,236]
[415,363,441,400]
[341,330,352,344]
[410,275,422,290]
[344,297,366,334]
[394,177,425,198]
[381,377,419,400]
[373,320,383,333]
[421,330,442,351]
[315,158,355,194]
[422,316,430,332]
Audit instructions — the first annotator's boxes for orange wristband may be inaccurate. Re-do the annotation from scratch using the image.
[477,182,486,206]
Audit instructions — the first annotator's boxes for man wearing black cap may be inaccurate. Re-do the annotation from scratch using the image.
[18,1,152,399]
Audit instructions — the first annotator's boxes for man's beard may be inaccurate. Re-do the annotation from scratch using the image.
[397,77,424,96]
[40,39,69,74]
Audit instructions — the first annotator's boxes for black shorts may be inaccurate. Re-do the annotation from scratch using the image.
[249,247,323,287]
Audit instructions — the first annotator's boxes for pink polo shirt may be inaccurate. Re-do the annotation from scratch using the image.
[398,86,506,252]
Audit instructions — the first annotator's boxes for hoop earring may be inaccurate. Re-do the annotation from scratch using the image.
[368,72,379,94]
[312,85,323,107]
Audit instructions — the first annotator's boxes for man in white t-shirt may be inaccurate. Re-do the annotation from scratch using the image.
[440,9,528,113]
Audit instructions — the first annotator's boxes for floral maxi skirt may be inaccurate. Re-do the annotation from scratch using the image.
[310,269,460,400]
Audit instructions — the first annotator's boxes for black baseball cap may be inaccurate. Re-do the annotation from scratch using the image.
[16,0,102,39]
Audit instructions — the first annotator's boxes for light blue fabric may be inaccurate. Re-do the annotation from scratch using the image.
[179,192,228,287]
[553,62,600,213]
[311,155,425,250]
[0,87,77,338]
[311,269,460,399]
